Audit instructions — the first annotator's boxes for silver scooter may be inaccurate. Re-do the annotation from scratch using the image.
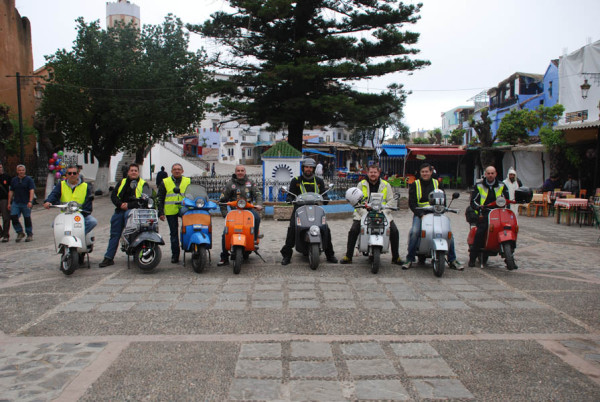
[355,192,399,274]
[415,190,459,277]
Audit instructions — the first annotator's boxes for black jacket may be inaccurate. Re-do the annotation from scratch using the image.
[111,178,150,212]
[470,178,510,212]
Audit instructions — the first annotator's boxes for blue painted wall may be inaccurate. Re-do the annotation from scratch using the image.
[543,62,559,108]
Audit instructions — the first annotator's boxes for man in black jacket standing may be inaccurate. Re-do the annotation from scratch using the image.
[468,165,510,267]
[280,158,337,265]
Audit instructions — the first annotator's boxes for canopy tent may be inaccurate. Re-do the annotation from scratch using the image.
[302,148,336,158]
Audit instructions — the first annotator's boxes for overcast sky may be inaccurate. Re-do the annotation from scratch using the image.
[14,0,600,132]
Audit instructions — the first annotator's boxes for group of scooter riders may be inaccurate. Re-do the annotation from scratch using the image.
[43,159,517,271]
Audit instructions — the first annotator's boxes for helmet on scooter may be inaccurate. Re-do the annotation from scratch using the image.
[345,187,364,206]
[428,189,445,206]
[302,158,317,179]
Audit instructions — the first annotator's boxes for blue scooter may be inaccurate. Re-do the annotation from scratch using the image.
[180,184,218,273]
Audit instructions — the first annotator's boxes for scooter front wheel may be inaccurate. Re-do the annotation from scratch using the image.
[308,243,320,270]
[371,247,381,274]
[134,243,161,272]
[233,246,243,275]
[191,245,208,273]
[433,250,445,277]
[502,243,517,270]
[60,247,78,275]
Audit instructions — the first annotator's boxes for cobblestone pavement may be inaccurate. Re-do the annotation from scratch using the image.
[0,192,599,400]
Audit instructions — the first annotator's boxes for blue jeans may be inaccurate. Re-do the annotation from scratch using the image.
[84,215,97,234]
[10,202,32,236]
[166,214,180,259]
[406,215,456,262]
[104,210,130,260]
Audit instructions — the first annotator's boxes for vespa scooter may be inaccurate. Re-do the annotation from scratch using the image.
[467,187,532,270]
[221,198,264,274]
[180,184,218,273]
[415,190,460,277]
[121,184,165,272]
[355,192,399,274]
[282,184,334,270]
[50,201,95,275]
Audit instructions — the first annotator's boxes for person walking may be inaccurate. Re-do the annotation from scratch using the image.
[502,167,522,212]
[0,163,12,242]
[7,164,35,242]
[155,166,168,187]
[157,163,190,263]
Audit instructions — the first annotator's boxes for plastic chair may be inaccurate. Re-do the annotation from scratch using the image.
[532,192,549,217]
[579,189,587,199]
[441,177,451,189]
[455,177,462,188]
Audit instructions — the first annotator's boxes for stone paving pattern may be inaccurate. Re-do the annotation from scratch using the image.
[0,193,598,400]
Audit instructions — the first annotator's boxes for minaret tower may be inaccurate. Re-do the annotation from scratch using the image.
[106,0,140,29]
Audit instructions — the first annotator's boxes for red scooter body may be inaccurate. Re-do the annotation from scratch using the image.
[467,198,519,270]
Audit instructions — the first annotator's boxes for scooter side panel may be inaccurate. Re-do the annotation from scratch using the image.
[188,231,212,249]
[59,236,83,250]
[224,209,256,251]
[295,206,326,252]
[130,231,165,249]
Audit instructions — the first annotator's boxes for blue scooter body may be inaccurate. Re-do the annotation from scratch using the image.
[180,185,218,253]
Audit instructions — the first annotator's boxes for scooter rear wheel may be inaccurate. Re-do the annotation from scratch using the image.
[60,247,78,275]
[134,243,161,272]
[371,247,381,274]
[308,243,320,270]
[433,250,445,277]
[191,245,208,273]
[233,246,243,275]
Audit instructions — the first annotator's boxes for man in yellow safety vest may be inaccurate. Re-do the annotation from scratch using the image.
[157,163,190,264]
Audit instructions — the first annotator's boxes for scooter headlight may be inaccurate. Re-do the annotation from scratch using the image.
[237,199,247,209]
[496,197,506,208]
[434,204,445,214]
[309,225,320,237]
[147,198,155,208]
[67,201,79,213]
[195,198,206,208]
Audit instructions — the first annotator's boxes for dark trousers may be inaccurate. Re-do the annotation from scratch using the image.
[280,214,335,259]
[166,214,180,259]
[469,220,489,260]
[105,210,128,260]
[220,209,261,260]
[0,199,10,238]
[345,219,399,260]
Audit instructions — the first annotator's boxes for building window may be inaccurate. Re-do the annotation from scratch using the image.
[228,148,234,156]
[247,148,252,157]
[548,81,553,98]
[337,133,341,140]
[242,148,245,158]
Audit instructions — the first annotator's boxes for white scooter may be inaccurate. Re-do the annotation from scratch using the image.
[50,201,94,275]
[356,192,399,274]
[415,190,459,277]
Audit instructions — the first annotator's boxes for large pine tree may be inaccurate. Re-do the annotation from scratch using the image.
[190,0,429,151]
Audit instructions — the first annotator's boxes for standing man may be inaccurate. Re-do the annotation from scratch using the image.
[0,163,12,242]
[43,165,97,233]
[7,164,35,242]
[339,164,402,265]
[402,163,462,270]
[155,166,168,187]
[157,163,190,263]
[503,167,522,212]
[211,163,216,178]
[280,158,337,265]
[468,165,510,267]
[99,163,149,267]
[217,165,263,266]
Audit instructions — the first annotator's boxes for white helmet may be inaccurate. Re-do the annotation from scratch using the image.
[428,189,446,206]
[345,187,364,206]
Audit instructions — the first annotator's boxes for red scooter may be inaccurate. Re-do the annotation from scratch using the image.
[467,187,532,270]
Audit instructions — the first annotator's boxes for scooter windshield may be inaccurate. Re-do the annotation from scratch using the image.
[184,184,209,200]
[296,192,323,204]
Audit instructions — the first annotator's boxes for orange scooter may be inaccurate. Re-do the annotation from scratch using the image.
[222,199,265,274]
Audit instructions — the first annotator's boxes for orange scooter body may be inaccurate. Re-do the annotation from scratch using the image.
[224,200,258,252]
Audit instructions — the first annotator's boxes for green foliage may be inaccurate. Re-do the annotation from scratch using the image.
[497,104,565,145]
[412,137,429,144]
[190,1,429,151]
[449,127,465,145]
[0,104,36,158]
[469,108,493,148]
[428,128,442,144]
[40,16,207,165]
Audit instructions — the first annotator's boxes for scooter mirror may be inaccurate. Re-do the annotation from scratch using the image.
[452,192,460,200]
[281,186,288,193]
[393,193,401,200]
[328,183,334,189]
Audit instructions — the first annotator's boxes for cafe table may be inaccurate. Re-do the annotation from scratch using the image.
[554,198,588,225]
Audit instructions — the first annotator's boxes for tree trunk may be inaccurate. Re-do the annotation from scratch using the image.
[287,120,304,152]
[95,159,111,194]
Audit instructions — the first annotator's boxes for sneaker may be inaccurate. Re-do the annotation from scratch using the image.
[392,257,404,266]
[401,261,412,270]
[1,236,9,243]
[15,232,25,242]
[281,256,291,266]
[99,258,114,268]
[339,256,352,264]
[326,255,338,263]
[468,257,477,268]
[171,256,179,264]
[217,258,229,266]
[25,235,33,242]
[449,260,464,271]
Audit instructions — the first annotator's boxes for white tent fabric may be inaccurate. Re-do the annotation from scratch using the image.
[502,151,551,189]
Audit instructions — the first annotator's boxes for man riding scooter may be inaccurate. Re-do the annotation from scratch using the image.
[468,165,510,267]
[43,165,97,234]
[280,158,338,265]
[217,165,263,266]
[402,163,462,270]
[157,163,190,263]
[340,163,402,266]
